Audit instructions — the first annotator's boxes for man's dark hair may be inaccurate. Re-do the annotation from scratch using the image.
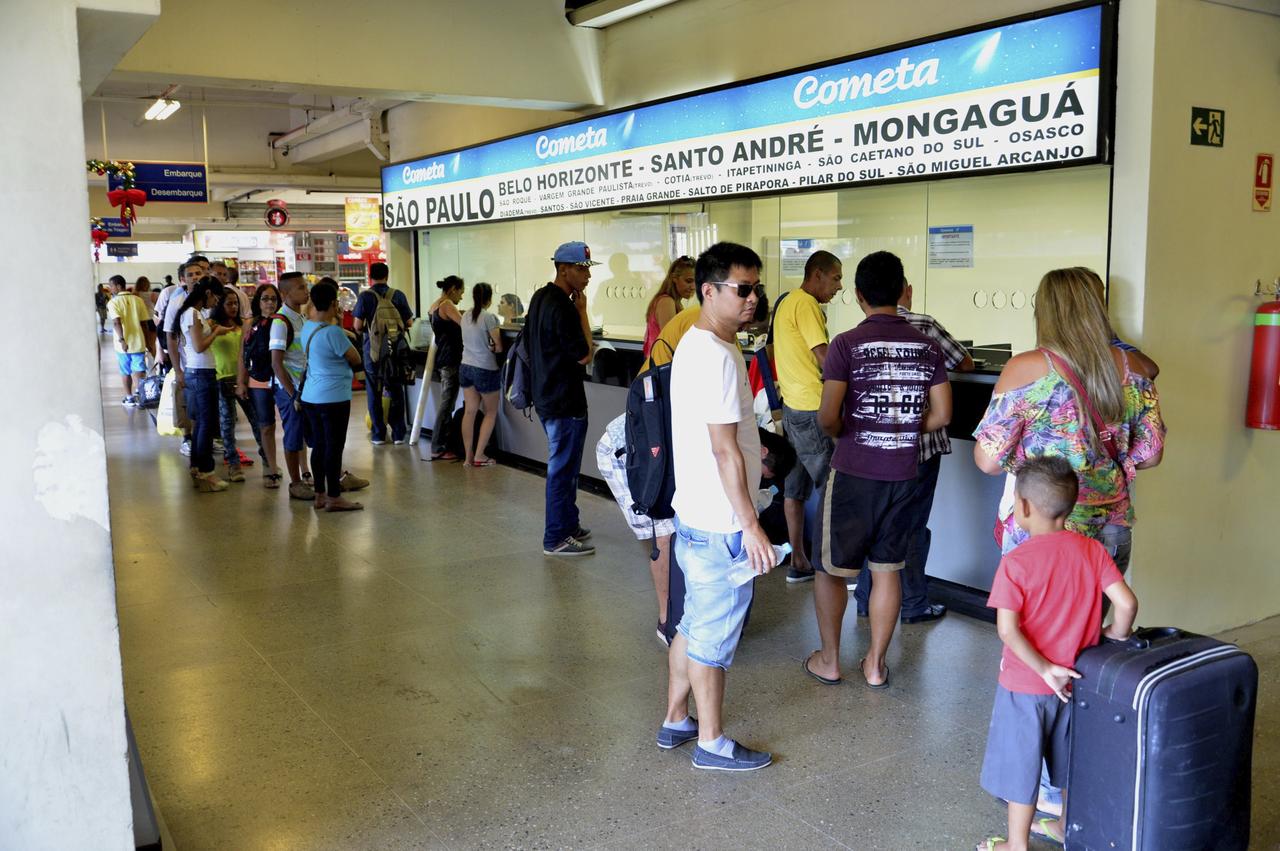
[759,427,796,483]
[310,281,339,312]
[108,275,127,288]
[369,262,389,281]
[279,271,304,284]
[694,242,763,303]
[210,260,228,269]
[803,250,841,281]
[1015,456,1079,520]
[854,251,906,307]
[176,261,189,279]
[187,254,209,266]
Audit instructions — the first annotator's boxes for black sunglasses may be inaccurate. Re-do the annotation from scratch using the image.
[708,281,764,299]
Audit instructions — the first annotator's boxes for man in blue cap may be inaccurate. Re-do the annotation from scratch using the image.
[528,241,598,556]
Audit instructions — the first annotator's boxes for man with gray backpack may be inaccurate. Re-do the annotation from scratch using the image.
[353,262,414,445]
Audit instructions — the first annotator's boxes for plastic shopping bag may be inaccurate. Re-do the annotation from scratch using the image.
[155,372,186,437]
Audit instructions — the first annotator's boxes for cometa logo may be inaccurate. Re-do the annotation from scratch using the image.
[535,125,609,160]
[402,162,446,185]
[793,57,940,110]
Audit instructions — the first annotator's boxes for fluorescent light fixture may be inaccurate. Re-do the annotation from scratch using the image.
[569,0,682,28]
[144,98,181,121]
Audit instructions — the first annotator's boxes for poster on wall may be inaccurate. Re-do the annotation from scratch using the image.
[927,225,975,267]
[382,4,1113,230]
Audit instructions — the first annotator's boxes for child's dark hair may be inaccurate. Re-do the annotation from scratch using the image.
[470,282,493,322]
[310,281,339,312]
[1014,456,1079,520]
[758,427,797,483]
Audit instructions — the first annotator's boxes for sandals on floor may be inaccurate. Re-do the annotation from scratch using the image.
[1031,817,1064,845]
[803,652,842,686]
[860,657,890,690]
[468,458,496,467]
[976,838,1005,851]
[263,473,282,489]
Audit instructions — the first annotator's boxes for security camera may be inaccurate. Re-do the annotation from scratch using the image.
[281,147,290,158]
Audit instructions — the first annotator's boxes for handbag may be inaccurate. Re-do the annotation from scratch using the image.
[136,365,164,409]
[1039,348,1122,464]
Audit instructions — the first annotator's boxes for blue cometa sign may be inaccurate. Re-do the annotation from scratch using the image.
[381,3,1113,229]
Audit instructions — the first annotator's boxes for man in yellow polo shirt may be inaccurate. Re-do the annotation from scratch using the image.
[772,251,842,582]
[106,275,150,407]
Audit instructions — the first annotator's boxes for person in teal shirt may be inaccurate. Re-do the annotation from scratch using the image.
[300,281,365,511]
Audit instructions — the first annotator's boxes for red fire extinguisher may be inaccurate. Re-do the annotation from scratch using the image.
[1246,292,1280,430]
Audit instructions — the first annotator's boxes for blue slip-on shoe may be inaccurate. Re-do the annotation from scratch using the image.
[691,741,772,772]
[656,719,699,750]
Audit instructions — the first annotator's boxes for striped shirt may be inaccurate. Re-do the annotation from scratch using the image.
[897,306,970,462]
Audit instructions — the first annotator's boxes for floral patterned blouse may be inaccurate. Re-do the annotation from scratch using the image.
[974,352,1166,550]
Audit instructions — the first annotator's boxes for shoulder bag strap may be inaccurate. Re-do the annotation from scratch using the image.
[1039,347,1120,463]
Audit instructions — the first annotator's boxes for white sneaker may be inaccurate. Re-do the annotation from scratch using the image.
[179,439,192,457]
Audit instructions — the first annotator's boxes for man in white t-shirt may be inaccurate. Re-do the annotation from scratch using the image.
[658,242,774,773]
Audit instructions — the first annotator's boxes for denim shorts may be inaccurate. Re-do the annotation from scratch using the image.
[274,384,311,452]
[674,520,754,670]
[250,387,276,428]
[116,351,147,376]
[781,406,833,501]
[459,363,502,394]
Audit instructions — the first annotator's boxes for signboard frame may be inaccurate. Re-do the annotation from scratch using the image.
[381,0,1118,230]
[108,160,209,204]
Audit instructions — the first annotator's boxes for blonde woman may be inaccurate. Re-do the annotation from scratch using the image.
[642,256,696,357]
[974,267,1166,562]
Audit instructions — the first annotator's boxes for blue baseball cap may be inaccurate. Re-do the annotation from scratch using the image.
[551,241,600,266]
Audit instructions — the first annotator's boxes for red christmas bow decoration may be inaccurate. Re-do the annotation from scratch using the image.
[91,228,110,247]
[106,187,147,224]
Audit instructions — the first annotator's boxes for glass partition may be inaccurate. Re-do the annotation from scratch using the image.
[413,164,1111,351]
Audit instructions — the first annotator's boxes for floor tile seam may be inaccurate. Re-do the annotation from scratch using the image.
[244,636,449,845]
[748,795,859,849]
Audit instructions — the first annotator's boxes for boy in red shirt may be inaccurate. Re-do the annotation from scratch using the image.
[976,456,1138,851]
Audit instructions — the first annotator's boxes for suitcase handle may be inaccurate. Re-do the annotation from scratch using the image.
[1105,626,1184,650]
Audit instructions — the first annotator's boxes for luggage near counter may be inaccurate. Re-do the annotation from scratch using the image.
[1065,627,1258,851]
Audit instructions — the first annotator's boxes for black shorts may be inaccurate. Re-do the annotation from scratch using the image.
[815,469,916,577]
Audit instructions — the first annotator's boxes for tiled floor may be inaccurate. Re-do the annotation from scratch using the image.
[103,348,1278,850]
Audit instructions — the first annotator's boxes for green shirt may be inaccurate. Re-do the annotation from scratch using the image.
[210,326,242,380]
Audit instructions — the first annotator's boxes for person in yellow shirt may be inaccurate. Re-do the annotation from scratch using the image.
[106,275,150,407]
[772,251,842,582]
[642,303,700,370]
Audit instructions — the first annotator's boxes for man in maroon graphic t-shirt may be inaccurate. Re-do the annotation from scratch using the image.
[802,251,952,691]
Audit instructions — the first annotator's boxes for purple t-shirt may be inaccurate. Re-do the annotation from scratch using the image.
[823,313,948,481]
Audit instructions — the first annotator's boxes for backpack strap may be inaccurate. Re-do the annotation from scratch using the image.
[269,312,294,348]
[1039,347,1121,463]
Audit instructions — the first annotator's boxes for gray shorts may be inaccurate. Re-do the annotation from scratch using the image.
[782,406,833,501]
[980,685,1071,806]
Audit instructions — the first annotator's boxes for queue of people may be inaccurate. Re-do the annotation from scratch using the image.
[98,236,1167,849]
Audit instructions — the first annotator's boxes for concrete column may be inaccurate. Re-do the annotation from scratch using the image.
[0,1,151,846]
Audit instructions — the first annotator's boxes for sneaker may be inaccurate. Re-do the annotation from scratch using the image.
[288,481,315,501]
[226,464,246,483]
[691,741,772,772]
[543,536,595,557]
[179,439,192,457]
[656,620,671,647]
[371,437,387,446]
[786,566,815,584]
[572,526,592,541]
[339,470,369,491]
[656,719,699,750]
[236,449,254,467]
[121,396,138,407]
[393,437,411,445]
[901,603,947,625]
[213,438,224,452]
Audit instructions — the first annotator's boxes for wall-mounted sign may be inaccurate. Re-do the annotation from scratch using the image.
[265,199,290,229]
[1190,107,1225,147]
[1254,153,1272,212]
[928,225,975,268]
[194,230,273,252]
[382,4,1113,230]
[344,195,382,251]
[108,160,208,203]
[106,242,138,257]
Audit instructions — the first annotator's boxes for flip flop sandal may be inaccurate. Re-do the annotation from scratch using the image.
[264,473,282,489]
[860,657,890,690]
[1031,818,1064,845]
[469,458,496,467]
[803,652,842,686]
[976,838,1005,851]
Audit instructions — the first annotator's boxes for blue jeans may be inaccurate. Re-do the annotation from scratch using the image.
[853,454,942,617]
[673,521,754,670]
[540,414,588,549]
[430,365,460,453]
[217,378,264,464]
[183,369,218,474]
[363,356,407,442]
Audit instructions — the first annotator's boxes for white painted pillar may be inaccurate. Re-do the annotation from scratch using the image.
[0,2,149,846]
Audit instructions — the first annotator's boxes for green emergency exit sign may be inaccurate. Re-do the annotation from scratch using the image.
[1191,107,1225,147]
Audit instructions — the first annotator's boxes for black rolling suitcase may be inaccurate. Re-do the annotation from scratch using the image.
[1065,627,1257,851]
